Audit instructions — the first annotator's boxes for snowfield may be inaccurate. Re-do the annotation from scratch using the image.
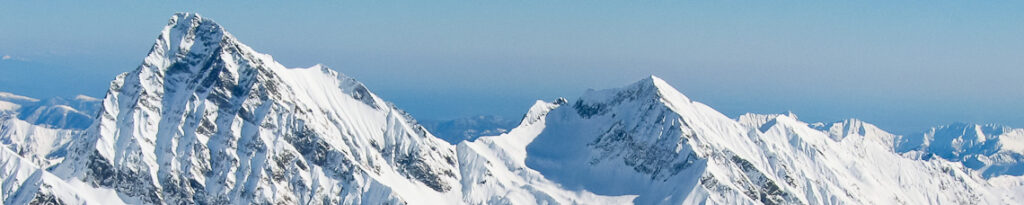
[1,13,1022,205]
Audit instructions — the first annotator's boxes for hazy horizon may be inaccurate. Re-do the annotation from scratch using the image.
[2,1,1022,134]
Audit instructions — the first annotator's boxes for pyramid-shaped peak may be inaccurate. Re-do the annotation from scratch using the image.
[632,75,670,91]
[644,75,668,87]
[568,75,702,120]
[636,75,690,102]
[579,75,691,105]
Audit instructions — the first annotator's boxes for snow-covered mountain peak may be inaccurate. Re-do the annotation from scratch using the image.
[163,13,225,51]
[51,13,462,204]
[575,75,688,113]
[526,76,771,203]
[571,75,709,124]
[143,12,268,77]
[519,76,1023,204]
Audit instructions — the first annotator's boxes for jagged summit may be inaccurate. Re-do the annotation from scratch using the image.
[160,13,228,53]
[143,13,248,75]
[52,13,461,204]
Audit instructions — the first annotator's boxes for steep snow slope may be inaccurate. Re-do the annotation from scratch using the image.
[52,13,461,204]
[896,123,1024,178]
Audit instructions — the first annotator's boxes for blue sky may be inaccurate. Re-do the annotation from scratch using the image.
[1,1,1022,134]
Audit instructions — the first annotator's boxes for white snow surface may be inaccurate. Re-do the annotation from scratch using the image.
[0,12,1021,205]
[1,144,125,205]
[0,114,78,169]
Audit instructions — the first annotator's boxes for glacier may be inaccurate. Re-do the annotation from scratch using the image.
[0,13,1022,204]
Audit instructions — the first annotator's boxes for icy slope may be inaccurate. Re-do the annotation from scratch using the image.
[52,13,461,204]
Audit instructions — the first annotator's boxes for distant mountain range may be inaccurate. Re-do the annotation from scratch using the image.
[0,13,1021,204]
[420,115,518,144]
[0,92,100,130]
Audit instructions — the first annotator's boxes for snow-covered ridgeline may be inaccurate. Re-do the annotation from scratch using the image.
[0,12,1021,205]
